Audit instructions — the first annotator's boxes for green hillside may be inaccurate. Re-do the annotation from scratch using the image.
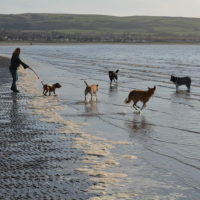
[1,13,200,36]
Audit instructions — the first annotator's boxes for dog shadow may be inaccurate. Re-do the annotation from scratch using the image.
[125,115,153,137]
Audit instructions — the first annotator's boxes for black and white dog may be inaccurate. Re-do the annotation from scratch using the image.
[170,75,191,90]
[109,70,119,84]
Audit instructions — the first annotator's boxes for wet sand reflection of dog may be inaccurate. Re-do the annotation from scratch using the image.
[84,101,98,114]
[109,84,118,92]
[125,116,153,138]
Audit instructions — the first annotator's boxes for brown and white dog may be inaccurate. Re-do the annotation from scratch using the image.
[125,86,156,111]
[41,81,61,96]
[84,81,99,101]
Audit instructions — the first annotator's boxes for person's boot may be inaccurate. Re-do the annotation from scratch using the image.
[11,87,14,91]
[13,89,19,93]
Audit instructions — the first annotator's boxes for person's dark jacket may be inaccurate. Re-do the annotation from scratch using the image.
[9,54,29,70]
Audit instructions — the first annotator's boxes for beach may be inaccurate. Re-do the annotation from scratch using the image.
[1,44,200,200]
[0,56,99,199]
[0,55,138,200]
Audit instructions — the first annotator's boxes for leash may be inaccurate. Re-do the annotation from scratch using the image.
[28,67,40,79]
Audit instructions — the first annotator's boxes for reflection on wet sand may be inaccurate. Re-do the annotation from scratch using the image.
[10,96,24,133]
[84,101,98,113]
[109,84,118,93]
[173,90,191,96]
[125,115,153,137]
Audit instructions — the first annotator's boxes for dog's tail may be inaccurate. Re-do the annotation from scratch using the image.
[125,93,131,104]
[125,98,131,104]
[116,69,119,73]
[41,81,44,85]
[84,80,89,87]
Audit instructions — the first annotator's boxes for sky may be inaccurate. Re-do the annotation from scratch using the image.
[0,0,200,18]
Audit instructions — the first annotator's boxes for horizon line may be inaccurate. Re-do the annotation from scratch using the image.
[1,12,200,19]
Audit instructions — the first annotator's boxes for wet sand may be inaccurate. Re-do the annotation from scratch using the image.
[0,56,98,199]
[0,56,137,200]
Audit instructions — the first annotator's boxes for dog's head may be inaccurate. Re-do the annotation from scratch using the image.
[96,85,99,91]
[170,75,177,83]
[148,86,156,94]
[54,83,62,88]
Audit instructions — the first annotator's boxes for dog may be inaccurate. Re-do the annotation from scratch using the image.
[84,81,99,101]
[170,75,191,91]
[41,81,61,96]
[125,86,156,111]
[109,70,119,84]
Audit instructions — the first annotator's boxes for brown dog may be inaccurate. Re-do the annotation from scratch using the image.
[125,86,156,111]
[84,81,99,101]
[41,81,61,96]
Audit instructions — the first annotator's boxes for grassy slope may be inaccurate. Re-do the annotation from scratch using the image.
[1,14,200,36]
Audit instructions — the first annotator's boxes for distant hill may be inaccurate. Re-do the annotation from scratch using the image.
[1,13,200,37]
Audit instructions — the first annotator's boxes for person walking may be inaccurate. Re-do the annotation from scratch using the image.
[9,48,30,93]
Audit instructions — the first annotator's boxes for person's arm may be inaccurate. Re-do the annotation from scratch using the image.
[17,57,30,69]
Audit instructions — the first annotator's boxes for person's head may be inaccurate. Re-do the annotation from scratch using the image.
[12,48,21,56]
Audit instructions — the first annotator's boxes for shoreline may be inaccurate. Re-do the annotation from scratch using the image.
[1,42,200,46]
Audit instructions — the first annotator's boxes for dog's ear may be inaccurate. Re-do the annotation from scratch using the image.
[96,85,99,87]
[116,69,119,73]
[148,87,150,90]
[154,86,156,90]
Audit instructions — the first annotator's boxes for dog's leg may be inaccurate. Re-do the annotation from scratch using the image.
[85,90,88,101]
[176,84,179,91]
[133,101,140,110]
[49,92,51,96]
[186,84,191,90]
[135,104,140,109]
[91,92,93,101]
[140,103,146,111]
[95,93,98,101]
[133,102,138,111]
[44,90,47,96]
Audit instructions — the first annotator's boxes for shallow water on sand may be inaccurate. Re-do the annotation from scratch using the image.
[1,44,200,199]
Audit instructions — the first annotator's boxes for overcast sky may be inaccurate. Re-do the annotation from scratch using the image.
[1,0,200,18]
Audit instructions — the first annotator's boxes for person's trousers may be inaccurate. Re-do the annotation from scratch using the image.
[9,69,18,90]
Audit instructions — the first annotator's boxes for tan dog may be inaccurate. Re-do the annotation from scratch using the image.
[125,86,156,111]
[41,81,61,96]
[84,81,99,101]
